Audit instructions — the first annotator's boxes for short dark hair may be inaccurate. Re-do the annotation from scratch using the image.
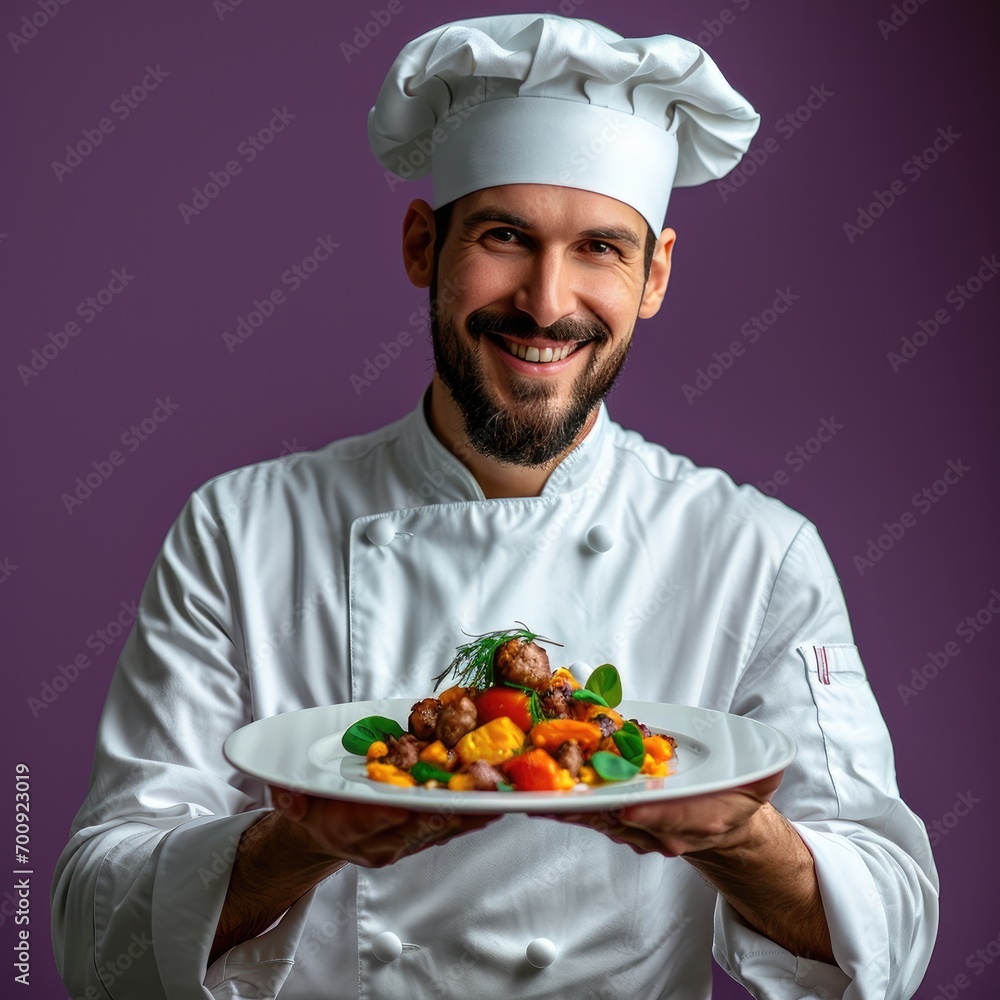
[432,202,657,281]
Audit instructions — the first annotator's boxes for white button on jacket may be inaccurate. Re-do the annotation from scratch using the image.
[51,392,938,1000]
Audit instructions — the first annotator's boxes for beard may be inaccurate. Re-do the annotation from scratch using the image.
[429,284,634,468]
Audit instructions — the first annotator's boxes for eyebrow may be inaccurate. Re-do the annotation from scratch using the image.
[461,207,641,251]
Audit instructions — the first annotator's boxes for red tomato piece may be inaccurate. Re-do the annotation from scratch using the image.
[474,686,533,732]
[504,748,575,792]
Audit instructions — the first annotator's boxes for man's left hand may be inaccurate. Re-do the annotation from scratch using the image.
[536,771,782,857]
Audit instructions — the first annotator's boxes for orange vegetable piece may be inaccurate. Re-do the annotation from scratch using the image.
[419,740,457,770]
[504,748,575,791]
[642,735,675,764]
[551,667,581,690]
[578,704,625,730]
[366,761,417,787]
[529,719,603,754]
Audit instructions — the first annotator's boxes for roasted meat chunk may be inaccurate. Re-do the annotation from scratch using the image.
[436,695,478,748]
[466,759,506,790]
[408,697,441,740]
[494,638,552,691]
[384,733,425,769]
[555,739,584,778]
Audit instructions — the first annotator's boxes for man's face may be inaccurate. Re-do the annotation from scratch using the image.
[428,184,655,467]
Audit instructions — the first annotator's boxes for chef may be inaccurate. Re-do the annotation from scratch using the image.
[51,13,938,1000]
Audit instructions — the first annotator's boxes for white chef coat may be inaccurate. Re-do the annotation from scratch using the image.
[51,391,939,1000]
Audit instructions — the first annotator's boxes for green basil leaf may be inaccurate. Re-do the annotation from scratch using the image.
[590,750,641,782]
[621,721,645,741]
[571,688,609,707]
[410,761,453,785]
[342,715,404,756]
[612,728,645,766]
[496,781,515,792]
[586,664,622,708]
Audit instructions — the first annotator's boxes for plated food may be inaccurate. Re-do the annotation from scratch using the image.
[341,625,677,793]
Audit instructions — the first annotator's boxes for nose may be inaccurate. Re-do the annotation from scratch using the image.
[512,248,578,330]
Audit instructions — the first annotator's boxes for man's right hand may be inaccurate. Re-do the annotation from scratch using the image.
[268,783,500,868]
[209,785,499,964]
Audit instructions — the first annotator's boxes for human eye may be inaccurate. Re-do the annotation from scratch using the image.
[583,239,621,257]
[484,227,522,245]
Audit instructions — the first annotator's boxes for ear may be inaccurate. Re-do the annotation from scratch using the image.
[401,199,436,289]
[638,228,676,319]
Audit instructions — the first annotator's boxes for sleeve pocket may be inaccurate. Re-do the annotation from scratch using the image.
[796,643,899,820]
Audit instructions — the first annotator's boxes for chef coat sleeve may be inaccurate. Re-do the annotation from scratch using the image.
[712,519,939,1000]
[50,491,317,999]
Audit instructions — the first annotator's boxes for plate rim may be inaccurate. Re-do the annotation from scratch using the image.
[224,698,797,813]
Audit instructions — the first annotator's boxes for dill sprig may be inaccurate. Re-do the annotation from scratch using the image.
[432,622,562,691]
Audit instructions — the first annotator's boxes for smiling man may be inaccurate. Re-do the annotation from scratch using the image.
[52,13,937,1000]
[413,183,672,493]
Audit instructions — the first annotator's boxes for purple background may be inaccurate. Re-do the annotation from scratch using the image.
[3,0,997,996]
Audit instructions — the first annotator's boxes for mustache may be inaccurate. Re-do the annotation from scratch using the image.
[466,308,610,344]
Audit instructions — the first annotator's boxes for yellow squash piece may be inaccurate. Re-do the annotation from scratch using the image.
[366,740,388,760]
[455,717,526,766]
[366,761,417,787]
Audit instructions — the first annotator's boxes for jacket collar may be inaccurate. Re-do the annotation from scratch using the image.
[396,386,611,503]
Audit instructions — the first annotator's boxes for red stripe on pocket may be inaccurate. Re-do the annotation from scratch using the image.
[814,646,831,684]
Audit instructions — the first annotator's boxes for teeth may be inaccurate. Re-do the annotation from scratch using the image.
[504,340,574,363]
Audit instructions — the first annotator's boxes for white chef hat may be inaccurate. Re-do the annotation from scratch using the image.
[368,13,760,232]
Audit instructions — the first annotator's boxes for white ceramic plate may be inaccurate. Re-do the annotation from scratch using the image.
[224,698,796,813]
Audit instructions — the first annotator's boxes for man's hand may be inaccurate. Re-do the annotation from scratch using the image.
[541,772,782,857]
[533,772,836,965]
[268,784,499,868]
[209,786,499,964]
